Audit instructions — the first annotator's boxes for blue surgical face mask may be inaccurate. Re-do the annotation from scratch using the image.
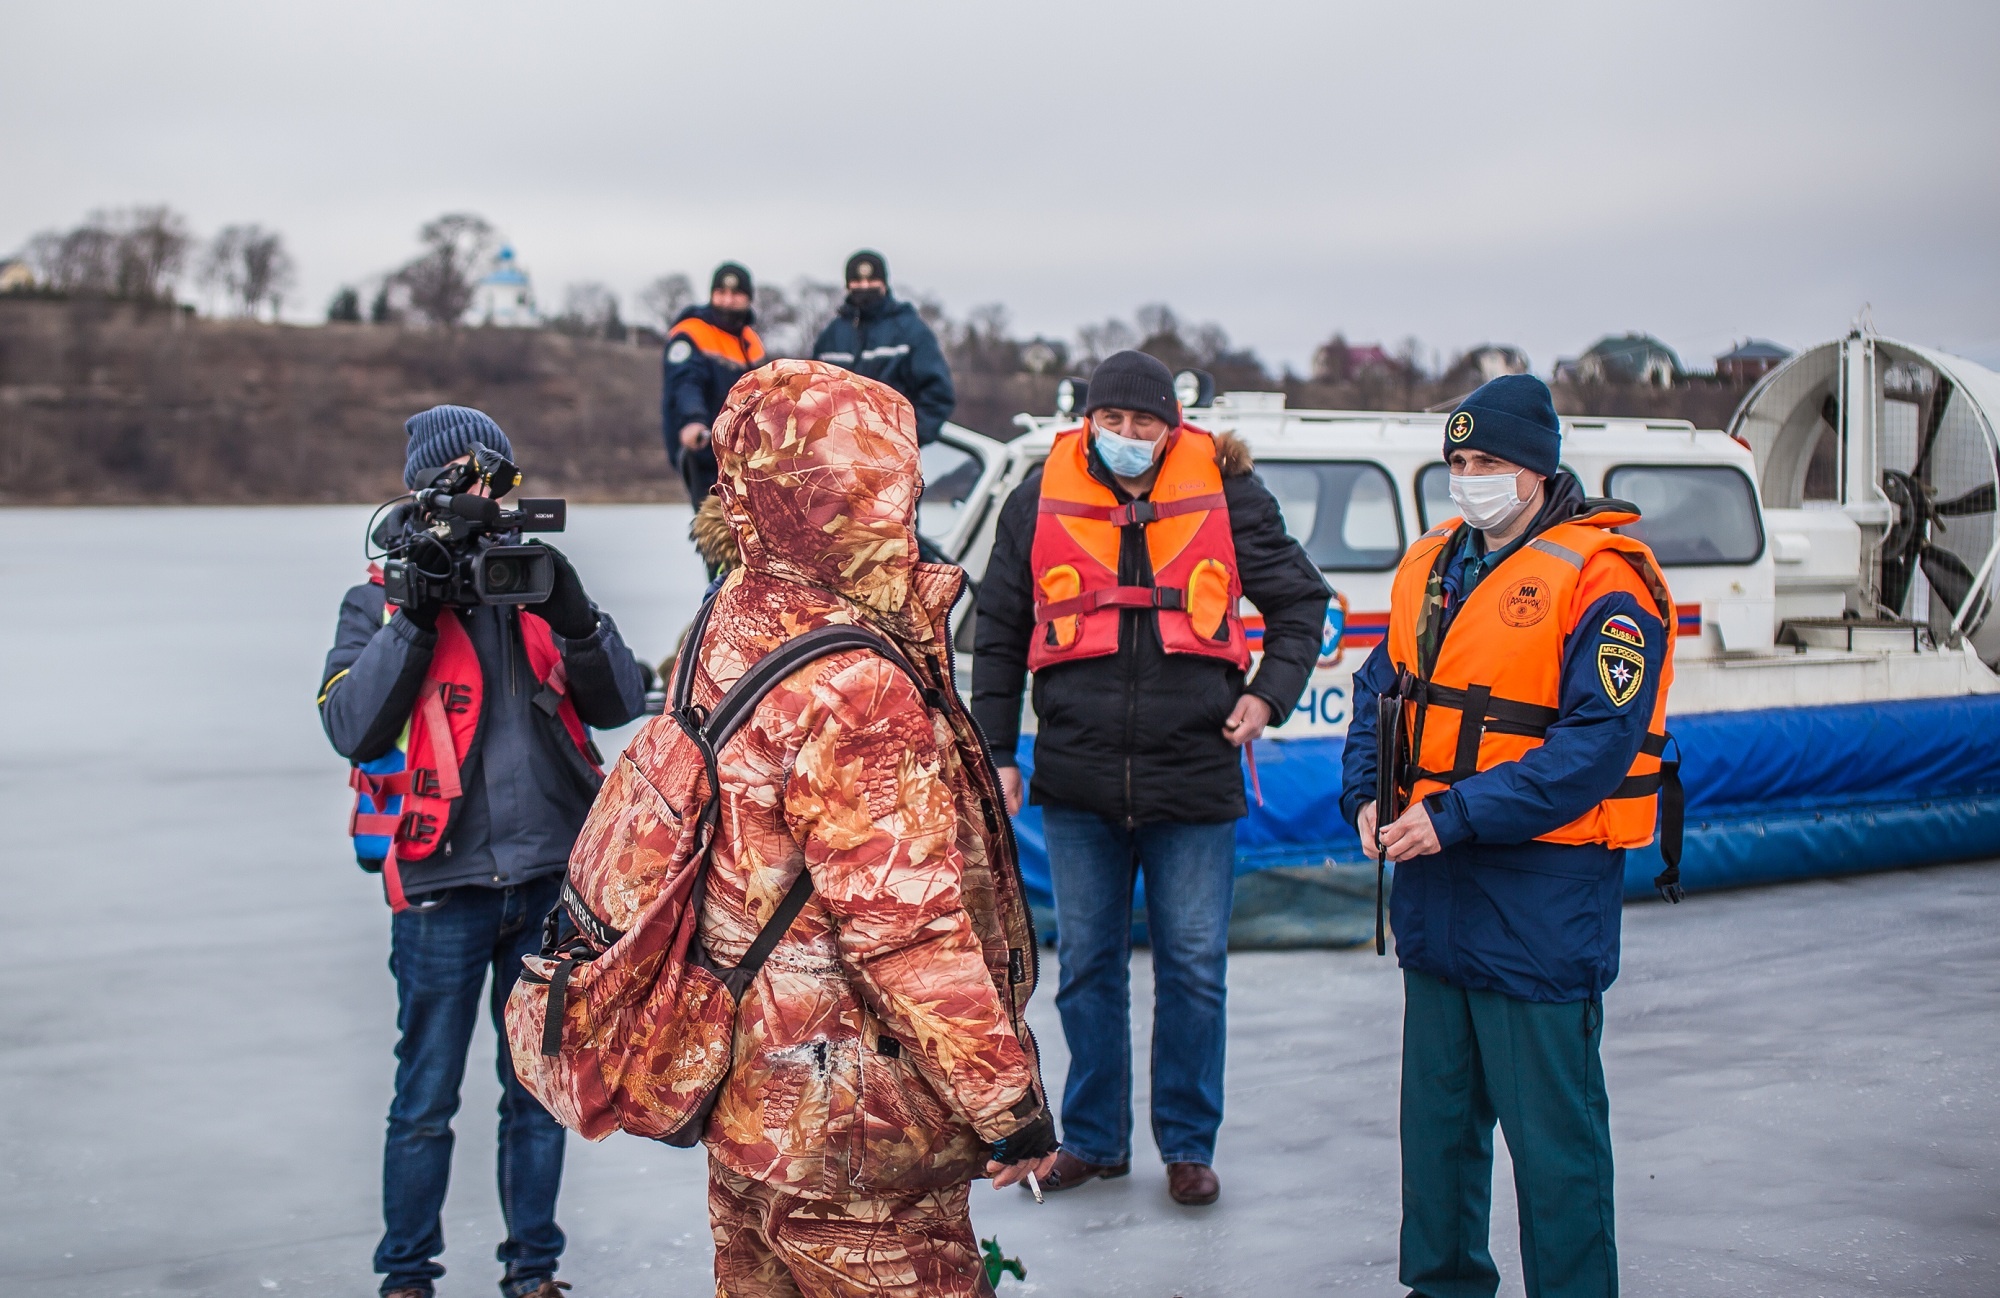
[1092,422,1162,478]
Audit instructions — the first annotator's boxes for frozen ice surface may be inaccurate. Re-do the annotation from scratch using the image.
[1,506,1995,1296]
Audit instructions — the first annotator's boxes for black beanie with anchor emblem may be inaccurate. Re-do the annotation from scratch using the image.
[1444,374,1562,477]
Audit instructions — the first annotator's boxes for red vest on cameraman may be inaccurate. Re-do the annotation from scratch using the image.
[1028,425,1250,672]
[348,569,600,912]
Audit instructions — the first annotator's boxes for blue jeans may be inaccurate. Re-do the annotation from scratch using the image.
[376,876,567,1297]
[1041,804,1236,1167]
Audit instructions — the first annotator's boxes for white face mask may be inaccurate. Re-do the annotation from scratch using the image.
[1092,422,1163,479]
[1448,471,1534,532]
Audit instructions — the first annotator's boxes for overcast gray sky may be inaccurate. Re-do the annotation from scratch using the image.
[4,0,1996,373]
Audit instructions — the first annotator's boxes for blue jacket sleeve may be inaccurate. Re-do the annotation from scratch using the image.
[661,339,711,464]
[319,583,435,763]
[904,319,956,445]
[1426,586,1666,848]
[1340,641,1397,828]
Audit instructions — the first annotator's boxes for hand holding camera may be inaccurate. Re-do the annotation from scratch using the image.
[526,544,599,640]
[378,443,569,613]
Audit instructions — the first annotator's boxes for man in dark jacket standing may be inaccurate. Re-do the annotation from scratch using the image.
[663,262,766,502]
[973,350,1330,1206]
[1343,375,1674,1298]
[319,405,647,1298]
[811,249,955,444]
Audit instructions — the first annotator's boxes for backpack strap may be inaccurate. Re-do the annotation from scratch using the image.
[679,618,930,986]
[702,623,925,752]
[671,592,722,713]
[718,869,818,999]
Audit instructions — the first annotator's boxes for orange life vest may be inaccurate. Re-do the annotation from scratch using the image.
[348,573,600,912]
[669,316,765,368]
[1028,425,1250,672]
[1384,508,1676,851]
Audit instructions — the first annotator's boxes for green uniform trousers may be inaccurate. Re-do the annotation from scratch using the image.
[1399,971,1617,1298]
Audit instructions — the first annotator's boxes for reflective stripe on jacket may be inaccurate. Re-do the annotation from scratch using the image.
[1385,507,1675,850]
[1028,425,1250,673]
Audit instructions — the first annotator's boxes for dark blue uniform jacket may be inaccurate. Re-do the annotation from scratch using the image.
[319,585,647,896]
[811,294,955,444]
[662,305,763,493]
[1341,477,1667,1003]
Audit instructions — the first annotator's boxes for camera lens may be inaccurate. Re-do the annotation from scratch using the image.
[485,558,520,593]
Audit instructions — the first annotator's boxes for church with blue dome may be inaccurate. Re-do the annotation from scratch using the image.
[473,245,538,327]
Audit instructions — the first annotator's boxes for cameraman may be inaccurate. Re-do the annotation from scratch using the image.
[318,405,646,1298]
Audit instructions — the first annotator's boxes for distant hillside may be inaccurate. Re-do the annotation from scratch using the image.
[0,300,1752,506]
[0,300,681,504]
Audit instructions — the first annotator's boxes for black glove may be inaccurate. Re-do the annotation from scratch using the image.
[988,1107,1059,1165]
[395,581,442,632]
[528,543,599,639]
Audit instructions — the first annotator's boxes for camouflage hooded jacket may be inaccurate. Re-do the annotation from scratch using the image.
[694,359,1044,1199]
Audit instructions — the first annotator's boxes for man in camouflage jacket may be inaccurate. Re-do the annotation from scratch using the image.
[691,359,1057,1297]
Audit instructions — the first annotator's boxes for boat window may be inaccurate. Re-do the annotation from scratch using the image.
[919,439,984,543]
[1605,464,1764,565]
[1417,462,1453,529]
[1258,461,1405,571]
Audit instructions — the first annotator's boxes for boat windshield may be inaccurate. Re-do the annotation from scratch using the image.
[1258,460,1405,571]
[919,439,984,542]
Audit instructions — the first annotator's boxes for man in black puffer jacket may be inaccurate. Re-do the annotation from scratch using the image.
[972,350,1330,1208]
[810,249,955,444]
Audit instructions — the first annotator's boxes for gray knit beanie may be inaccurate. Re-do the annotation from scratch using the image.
[404,405,514,489]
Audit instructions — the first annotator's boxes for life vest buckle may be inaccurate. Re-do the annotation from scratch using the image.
[410,768,441,798]
[439,682,474,715]
[1112,501,1158,526]
[400,810,439,844]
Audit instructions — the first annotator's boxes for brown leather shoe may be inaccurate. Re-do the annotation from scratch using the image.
[1040,1149,1130,1192]
[510,1282,571,1298]
[1167,1161,1220,1205]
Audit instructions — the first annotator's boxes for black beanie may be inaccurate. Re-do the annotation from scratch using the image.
[711,262,753,297]
[844,250,888,284]
[1444,374,1562,478]
[1082,350,1180,428]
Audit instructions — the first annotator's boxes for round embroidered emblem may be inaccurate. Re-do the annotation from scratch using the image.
[1498,576,1551,627]
[1447,411,1474,442]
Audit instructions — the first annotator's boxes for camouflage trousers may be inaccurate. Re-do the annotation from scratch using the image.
[708,1157,997,1298]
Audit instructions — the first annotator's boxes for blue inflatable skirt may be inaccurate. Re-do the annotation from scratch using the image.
[1009,694,2000,948]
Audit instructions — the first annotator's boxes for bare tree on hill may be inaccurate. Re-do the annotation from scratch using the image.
[396,213,494,326]
[22,207,192,304]
[636,273,693,329]
[202,225,295,319]
[552,281,626,341]
[113,207,194,304]
[751,278,841,356]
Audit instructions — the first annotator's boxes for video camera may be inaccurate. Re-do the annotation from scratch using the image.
[378,443,568,609]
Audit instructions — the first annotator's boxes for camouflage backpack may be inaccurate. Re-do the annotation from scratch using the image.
[504,597,923,1144]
